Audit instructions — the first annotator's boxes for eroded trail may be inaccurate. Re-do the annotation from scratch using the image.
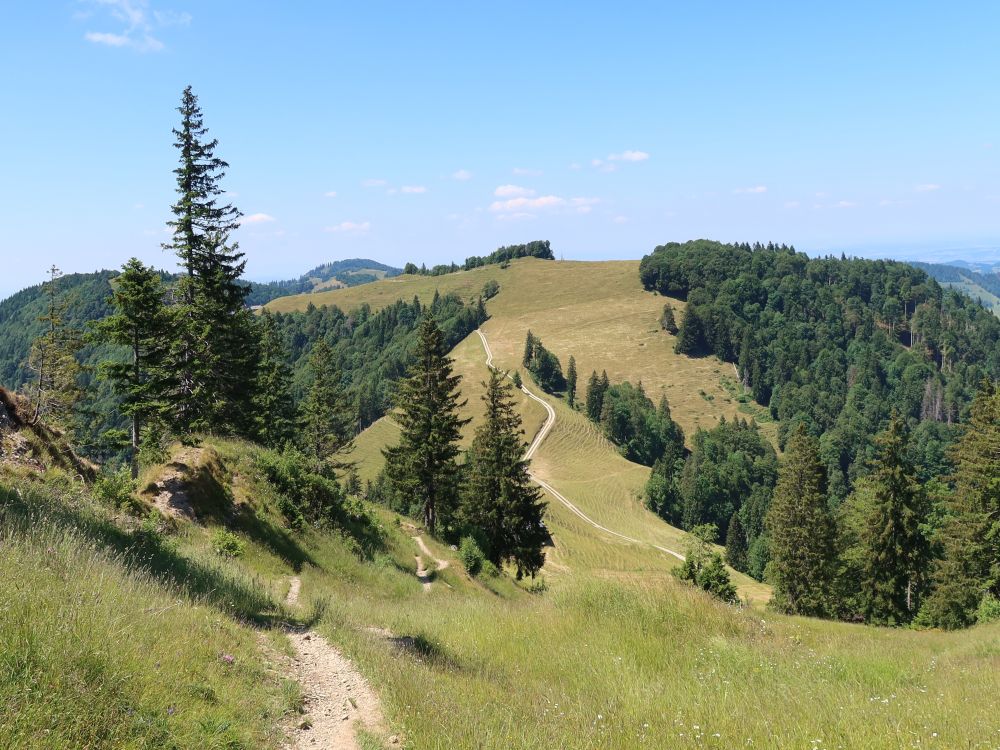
[283,577,387,749]
[475,328,684,562]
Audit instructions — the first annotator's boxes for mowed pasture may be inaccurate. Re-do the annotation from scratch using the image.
[268,257,778,445]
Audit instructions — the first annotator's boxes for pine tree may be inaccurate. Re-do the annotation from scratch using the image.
[675,524,738,603]
[585,369,610,422]
[254,311,297,448]
[461,369,547,578]
[384,318,470,535]
[765,426,837,616]
[725,512,749,573]
[922,381,1000,628]
[299,340,354,470]
[27,265,82,431]
[858,415,930,624]
[163,85,256,435]
[566,355,578,407]
[660,303,679,335]
[95,259,173,475]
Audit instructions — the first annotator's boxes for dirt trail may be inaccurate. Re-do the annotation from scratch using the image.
[282,577,387,749]
[413,555,433,591]
[475,328,685,562]
[149,447,202,520]
[412,535,449,571]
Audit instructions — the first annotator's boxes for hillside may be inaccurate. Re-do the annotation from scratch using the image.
[3,414,999,748]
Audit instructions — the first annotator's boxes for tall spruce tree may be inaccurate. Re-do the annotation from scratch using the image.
[461,369,547,578]
[299,340,354,470]
[27,265,82,430]
[254,311,297,448]
[858,415,930,624]
[585,370,610,422]
[660,303,679,334]
[566,355,578,408]
[384,318,470,535]
[765,426,837,616]
[94,259,173,476]
[522,330,536,368]
[163,85,256,435]
[922,381,1000,628]
[725,512,749,573]
[674,305,706,356]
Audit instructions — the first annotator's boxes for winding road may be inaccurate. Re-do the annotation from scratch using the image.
[475,329,684,562]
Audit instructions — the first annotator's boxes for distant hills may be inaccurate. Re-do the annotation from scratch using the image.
[908,260,1000,316]
[245,258,402,306]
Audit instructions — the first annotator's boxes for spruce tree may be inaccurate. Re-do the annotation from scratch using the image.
[765,425,837,616]
[27,265,82,431]
[660,303,679,335]
[299,340,354,470]
[585,369,610,422]
[461,369,547,578]
[384,318,469,535]
[858,415,930,624]
[922,381,1000,628]
[522,330,536,368]
[566,355,578,407]
[163,85,256,435]
[725,512,749,573]
[95,259,173,475]
[254,311,297,448]
[674,305,706,355]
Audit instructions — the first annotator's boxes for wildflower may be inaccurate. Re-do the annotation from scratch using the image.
[220,653,235,664]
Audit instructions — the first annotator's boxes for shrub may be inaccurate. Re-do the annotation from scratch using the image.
[254,447,343,528]
[93,467,140,512]
[482,279,501,300]
[977,593,1000,625]
[459,536,485,576]
[525,576,548,594]
[480,560,500,578]
[212,529,246,558]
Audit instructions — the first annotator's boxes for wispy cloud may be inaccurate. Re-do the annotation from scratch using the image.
[451,169,473,181]
[401,185,427,194]
[783,201,800,209]
[513,167,542,176]
[608,150,650,162]
[323,190,338,198]
[494,184,535,198]
[489,195,565,212]
[734,185,768,194]
[612,215,629,224]
[324,221,370,233]
[244,213,276,223]
[571,197,600,214]
[497,212,536,222]
[836,200,857,208]
[915,183,941,192]
[362,178,388,188]
[81,0,189,52]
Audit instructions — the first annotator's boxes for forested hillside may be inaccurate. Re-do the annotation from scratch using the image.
[909,260,1000,316]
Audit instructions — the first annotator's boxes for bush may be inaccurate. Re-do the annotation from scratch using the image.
[92,467,139,512]
[525,576,547,594]
[977,593,1000,625]
[254,447,343,528]
[480,560,500,578]
[212,529,246,558]
[482,279,501,300]
[459,536,485,576]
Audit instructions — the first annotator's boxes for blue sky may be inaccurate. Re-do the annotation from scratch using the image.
[2,1,999,297]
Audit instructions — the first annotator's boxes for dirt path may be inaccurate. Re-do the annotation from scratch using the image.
[475,328,685,562]
[283,577,387,749]
[412,535,449,571]
[413,555,433,591]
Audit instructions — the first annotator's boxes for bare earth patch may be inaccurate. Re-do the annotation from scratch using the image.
[149,447,202,520]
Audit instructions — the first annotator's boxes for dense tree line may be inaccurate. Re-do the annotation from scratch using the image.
[402,240,554,277]
[640,240,1000,501]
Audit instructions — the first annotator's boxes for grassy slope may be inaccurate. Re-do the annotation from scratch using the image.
[4,439,999,749]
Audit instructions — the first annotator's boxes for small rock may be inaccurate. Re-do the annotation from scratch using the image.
[389,735,400,745]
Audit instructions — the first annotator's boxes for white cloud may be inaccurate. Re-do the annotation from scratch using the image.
[608,150,650,162]
[915,183,941,192]
[362,178,388,188]
[451,169,473,181]
[496,212,536,222]
[324,191,338,198]
[244,213,276,223]
[489,195,565,212]
[571,197,600,214]
[81,0,185,52]
[324,221,370,233]
[494,184,535,198]
[734,185,768,194]
[401,185,427,194]
[569,162,582,170]
[612,215,629,224]
[783,201,800,209]
[836,200,857,208]
[513,167,542,176]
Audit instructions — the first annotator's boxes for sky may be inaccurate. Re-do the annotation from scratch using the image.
[2,1,999,297]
